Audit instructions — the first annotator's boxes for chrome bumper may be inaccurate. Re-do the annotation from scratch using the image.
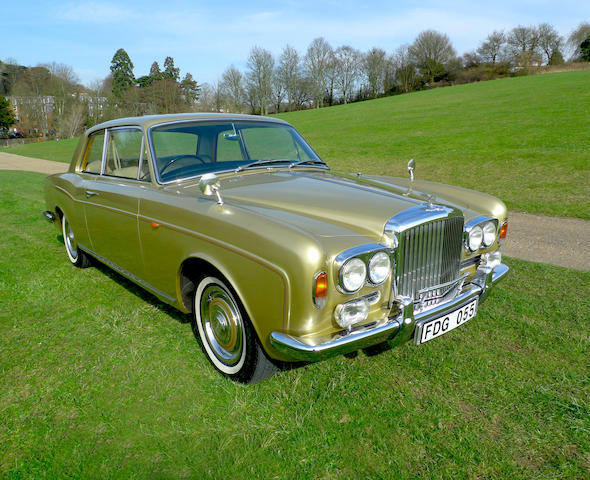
[270,263,509,362]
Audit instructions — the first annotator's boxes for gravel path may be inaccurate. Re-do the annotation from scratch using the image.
[2,152,588,271]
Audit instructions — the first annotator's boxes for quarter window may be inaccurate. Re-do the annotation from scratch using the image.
[81,132,105,174]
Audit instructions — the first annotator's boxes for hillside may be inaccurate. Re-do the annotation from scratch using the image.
[278,70,590,219]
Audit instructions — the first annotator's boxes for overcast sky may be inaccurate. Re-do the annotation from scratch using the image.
[3,1,588,87]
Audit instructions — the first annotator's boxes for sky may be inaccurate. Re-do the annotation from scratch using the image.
[2,1,588,87]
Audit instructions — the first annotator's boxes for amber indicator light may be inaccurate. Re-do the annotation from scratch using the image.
[314,272,328,298]
[151,222,160,228]
[499,222,508,239]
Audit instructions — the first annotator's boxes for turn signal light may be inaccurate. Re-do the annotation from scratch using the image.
[499,222,508,239]
[314,272,328,299]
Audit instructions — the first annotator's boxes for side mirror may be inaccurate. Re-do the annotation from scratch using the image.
[199,173,223,205]
[407,158,416,182]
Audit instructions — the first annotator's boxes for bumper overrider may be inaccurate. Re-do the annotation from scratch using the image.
[270,263,509,362]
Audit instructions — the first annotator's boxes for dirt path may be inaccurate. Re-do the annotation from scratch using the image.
[2,152,589,271]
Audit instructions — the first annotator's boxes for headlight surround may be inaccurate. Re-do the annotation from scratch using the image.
[340,257,367,292]
[482,221,497,247]
[368,251,391,285]
[468,225,483,252]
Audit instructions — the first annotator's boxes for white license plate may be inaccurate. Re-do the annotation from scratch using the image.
[416,299,478,345]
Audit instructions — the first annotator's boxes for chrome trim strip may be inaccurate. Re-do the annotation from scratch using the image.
[270,263,509,362]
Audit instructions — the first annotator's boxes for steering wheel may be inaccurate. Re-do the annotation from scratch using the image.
[159,155,206,177]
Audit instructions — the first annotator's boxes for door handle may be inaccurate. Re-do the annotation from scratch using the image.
[85,190,99,198]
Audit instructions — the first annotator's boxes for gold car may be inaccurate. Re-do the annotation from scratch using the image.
[43,113,509,383]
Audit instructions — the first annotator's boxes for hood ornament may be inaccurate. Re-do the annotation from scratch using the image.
[421,192,444,211]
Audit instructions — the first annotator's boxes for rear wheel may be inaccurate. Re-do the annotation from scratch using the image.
[192,276,276,383]
[62,213,91,268]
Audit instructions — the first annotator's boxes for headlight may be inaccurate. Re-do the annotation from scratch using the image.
[340,258,367,292]
[334,298,370,329]
[482,221,496,247]
[368,251,391,284]
[468,225,483,252]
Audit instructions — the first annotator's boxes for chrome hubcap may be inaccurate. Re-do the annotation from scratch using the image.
[200,285,243,367]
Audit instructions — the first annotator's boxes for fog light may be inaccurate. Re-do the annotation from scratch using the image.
[483,250,502,269]
[334,298,370,329]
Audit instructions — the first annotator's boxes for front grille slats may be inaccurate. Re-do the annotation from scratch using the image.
[398,216,464,306]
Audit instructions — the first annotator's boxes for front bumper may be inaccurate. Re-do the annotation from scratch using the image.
[269,263,509,362]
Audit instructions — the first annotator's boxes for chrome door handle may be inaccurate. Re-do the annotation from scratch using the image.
[85,190,98,198]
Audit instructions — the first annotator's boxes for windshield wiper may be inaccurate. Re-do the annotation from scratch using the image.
[288,159,327,169]
[235,159,293,172]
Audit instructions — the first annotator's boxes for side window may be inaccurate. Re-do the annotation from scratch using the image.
[216,130,244,162]
[81,132,105,173]
[105,129,142,179]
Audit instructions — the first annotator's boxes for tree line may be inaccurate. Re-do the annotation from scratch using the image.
[1,21,589,138]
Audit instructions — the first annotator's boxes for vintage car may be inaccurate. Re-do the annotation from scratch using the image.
[43,113,509,383]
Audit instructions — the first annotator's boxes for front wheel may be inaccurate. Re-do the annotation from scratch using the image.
[192,276,276,383]
[62,213,91,268]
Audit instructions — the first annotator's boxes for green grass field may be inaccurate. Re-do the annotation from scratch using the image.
[1,170,589,478]
[2,71,589,218]
[278,70,590,220]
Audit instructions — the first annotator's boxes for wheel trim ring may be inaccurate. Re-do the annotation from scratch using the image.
[63,217,78,262]
[199,284,245,370]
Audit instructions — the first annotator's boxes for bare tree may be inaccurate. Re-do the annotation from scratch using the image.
[276,45,301,112]
[221,66,245,113]
[408,30,456,84]
[333,46,361,104]
[477,31,506,64]
[363,48,387,98]
[392,45,417,93]
[567,21,590,60]
[506,25,541,66]
[272,69,285,113]
[246,46,274,115]
[304,37,333,108]
[536,23,563,64]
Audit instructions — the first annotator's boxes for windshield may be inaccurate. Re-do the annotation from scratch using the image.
[150,120,325,183]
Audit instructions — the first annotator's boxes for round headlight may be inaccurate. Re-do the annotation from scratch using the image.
[368,251,391,284]
[482,221,496,247]
[340,258,367,292]
[468,225,483,252]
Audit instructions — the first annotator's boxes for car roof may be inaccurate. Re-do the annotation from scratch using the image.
[85,113,290,136]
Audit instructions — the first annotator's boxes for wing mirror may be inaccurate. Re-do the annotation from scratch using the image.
[199,173,224,205]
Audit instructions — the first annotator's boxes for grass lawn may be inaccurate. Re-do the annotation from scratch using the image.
[279,70,590,220]
[1,170,588,479]
[0,137,80,164]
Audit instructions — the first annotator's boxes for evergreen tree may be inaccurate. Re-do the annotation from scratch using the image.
[180,73,200,104]
[0,95,16,129]
[581,36,590,61]
[149,61,162,81]
[163,57,180,82]
[110,48,135,98]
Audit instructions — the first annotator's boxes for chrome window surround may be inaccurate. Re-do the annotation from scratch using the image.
[146,119,328,186]
[463,216,499,252]
[334,243,395,294]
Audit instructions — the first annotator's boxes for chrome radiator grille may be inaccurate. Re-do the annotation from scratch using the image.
[397,216,464,305]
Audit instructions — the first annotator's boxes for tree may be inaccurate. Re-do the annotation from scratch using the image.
[276,45,301,111]
[110,48,135,99]
[392,45,417,93]
[506,25,540,66]
[180,73,200,105]
[537,23,563,65]
[304,37,333,108]
[0,95,15,129]
[567,22,590,60]
[363,47,387,98]
[149,61,162,81]
[581,36,590,61]
[408,30,456,84]
[246,46,274,115]
[163,56,180,82]
[221,66,245,113]
[477,31,506,64]
[333,45,361,104]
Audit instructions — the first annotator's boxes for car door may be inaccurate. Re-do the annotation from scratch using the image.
[82,127,149,278]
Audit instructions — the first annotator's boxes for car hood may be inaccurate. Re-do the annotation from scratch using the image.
[175,169,504,240]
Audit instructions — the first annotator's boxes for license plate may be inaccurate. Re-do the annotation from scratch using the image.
[416,299,478,345]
